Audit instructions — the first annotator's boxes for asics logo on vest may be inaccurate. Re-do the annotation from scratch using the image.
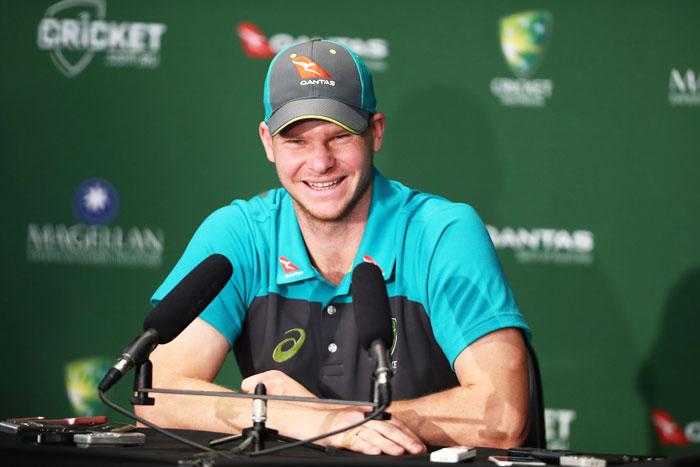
[272,328,306,363]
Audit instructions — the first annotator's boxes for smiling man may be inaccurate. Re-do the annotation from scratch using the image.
[137,39,532,456]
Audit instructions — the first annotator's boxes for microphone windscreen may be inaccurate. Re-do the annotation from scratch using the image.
[351,262,393,350]
[144,253,233,343]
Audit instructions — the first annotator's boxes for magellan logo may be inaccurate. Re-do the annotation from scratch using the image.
[37,0,167,77]
[272,328,306,363]
[668,68,700,106]
[491,10,554,107]
[73,178,119,225]
[26,177,164,267]
[652,409,700,445]
[236,22,389,72]
[487,225,594,265]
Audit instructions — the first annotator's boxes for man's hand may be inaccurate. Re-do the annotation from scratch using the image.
[327,409,427,456]
[241,370,426,456]
[241,370,317,398]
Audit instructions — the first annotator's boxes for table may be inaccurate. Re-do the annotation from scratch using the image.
[0,428,679,466]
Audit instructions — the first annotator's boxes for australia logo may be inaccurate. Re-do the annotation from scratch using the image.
[500,10,552,79]
[37,0,167,78]
[490,10,554,107]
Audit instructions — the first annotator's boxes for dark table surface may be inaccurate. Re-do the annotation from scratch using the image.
[0,427,685,467]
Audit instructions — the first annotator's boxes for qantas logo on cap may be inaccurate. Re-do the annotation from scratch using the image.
[279,256,303,277]
[290,56,331,79]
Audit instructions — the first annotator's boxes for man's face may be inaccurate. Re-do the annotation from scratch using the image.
[259,113,385,223]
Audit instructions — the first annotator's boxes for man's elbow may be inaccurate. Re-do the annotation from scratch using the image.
[460,412,528,449]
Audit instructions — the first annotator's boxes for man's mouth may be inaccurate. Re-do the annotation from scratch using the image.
[304,177,345,191]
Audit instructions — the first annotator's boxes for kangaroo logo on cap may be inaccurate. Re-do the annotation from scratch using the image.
[290,56,331,79]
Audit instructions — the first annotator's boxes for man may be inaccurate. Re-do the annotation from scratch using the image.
[137,39,531,456]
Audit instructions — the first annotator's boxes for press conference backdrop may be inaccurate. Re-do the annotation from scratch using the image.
[1,0,698,456]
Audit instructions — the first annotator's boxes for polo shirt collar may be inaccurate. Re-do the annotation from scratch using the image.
[275,169,399,288]
[275,194,316,285]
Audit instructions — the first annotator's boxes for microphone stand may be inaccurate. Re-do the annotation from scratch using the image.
[130,360,155,406]
[207,383,326,453]
[130,383,382,456]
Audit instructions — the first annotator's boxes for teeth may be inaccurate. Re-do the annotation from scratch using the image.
[307,179,340,190]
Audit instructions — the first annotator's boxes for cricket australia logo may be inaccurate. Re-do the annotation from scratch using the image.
[272,328,306,363]
[490,10,554,107]
[37,0,167,77]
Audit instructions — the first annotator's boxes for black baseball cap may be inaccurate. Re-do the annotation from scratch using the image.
[263,39,377,136]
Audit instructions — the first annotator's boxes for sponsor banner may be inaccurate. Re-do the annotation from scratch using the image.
[491,10,554,107]
[545,408,577,450]
[652,409,700,445]
[37,0,167,77]
[487,225,594,265]
[668,69,700,106]
[26,178,164,268]
[236,22,389,72]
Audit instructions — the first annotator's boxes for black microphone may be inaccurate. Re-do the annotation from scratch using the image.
[98,253,233,392]
[351,262,393,406]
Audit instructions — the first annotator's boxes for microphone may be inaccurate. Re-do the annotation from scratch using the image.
[98,253,233,392]
[351,262,393,406]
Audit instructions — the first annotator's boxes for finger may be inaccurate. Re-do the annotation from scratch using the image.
[386,418,426,451]
[364,420,426,455]
[356,426,406,456]
[239,375,258,393]
[347,431,382,455]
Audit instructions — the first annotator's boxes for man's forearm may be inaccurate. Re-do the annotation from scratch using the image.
[390,329,530,448]
[390,385,527,448]
[134,374,344,441]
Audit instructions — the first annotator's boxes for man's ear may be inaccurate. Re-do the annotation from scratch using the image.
[368,112,386,152]
[259,122,275,163]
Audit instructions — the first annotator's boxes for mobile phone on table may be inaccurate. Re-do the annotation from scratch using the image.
[488,455,546,466]
[73,432,145,447]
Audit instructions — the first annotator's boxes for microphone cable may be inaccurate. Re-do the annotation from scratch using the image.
[247,401,389,457]
[99,388,389,458]
[98,389,233,459]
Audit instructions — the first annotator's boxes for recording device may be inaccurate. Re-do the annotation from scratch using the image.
[98,253,233,392]
[508,447,574,464]
[351,262,394,406]
[430,446,477,463]
[488,455,546,466]
[74,432,145,448]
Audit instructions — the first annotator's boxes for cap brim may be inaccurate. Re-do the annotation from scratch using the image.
[267,98,370,136]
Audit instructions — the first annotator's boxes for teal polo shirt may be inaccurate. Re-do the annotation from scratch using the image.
[152,169,530,400]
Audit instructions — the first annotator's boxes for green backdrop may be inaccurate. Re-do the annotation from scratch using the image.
[1,0,699,457]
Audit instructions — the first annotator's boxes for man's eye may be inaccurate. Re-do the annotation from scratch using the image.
[335,134,350,141]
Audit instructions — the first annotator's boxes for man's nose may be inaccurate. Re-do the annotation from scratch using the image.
[306,143,335,173]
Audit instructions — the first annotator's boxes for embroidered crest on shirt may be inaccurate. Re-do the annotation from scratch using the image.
[279,256,303,278]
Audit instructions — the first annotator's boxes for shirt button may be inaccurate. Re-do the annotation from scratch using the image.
[328,343,338,353]
[327,305,336,316]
